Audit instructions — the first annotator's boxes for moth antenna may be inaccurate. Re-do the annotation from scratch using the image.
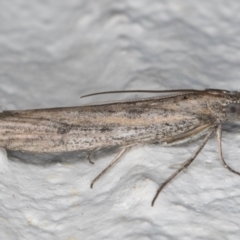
[81,89,201,98]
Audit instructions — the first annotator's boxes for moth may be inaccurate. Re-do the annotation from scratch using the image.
[0,88,239,206]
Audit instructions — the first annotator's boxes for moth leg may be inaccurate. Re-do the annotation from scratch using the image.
[152,127,216,207]
[217,124,240,175]
[91,147,129,188]
[169,163,187,171]
[86,151,94,164]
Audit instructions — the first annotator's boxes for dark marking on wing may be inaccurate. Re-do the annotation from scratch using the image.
[57,123,72,134]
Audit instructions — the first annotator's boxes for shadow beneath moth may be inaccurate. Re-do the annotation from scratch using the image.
[0,88,240,206]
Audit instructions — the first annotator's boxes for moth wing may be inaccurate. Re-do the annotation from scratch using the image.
[164,124,214,145]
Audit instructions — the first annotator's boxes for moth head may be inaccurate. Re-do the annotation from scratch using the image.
[225,103,240,121]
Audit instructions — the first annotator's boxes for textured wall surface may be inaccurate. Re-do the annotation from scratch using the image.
[1,1,240,239]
